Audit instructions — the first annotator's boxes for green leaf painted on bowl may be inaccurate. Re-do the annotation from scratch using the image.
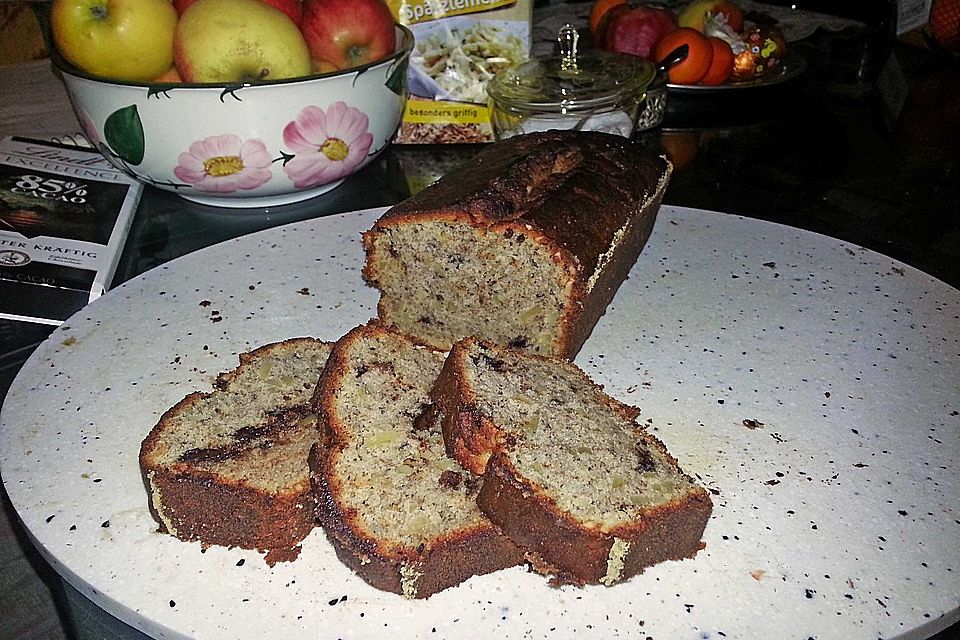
[386,56,409,96]
[103,105,145,166]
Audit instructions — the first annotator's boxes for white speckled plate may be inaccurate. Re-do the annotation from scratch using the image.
[2,206,958,640]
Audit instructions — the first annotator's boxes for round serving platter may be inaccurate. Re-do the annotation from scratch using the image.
[1,205,957,640]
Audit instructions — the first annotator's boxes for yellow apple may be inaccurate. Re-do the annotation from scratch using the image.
[51,0,178,82]
[678,0,744,33]
[174,0,312,83]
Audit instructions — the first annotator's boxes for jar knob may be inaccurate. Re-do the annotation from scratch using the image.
[558,24,580,74]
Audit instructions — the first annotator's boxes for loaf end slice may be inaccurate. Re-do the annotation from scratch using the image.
[362,130,671,358]
[310,322,523,599]
[139,338,332,564]
[432,337,712,586]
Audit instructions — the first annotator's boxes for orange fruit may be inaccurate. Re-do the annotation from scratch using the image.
[699,37,734,86]
[590,0,628,36]
[655,27,713,85]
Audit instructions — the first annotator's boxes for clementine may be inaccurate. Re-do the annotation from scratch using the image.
[699,37,734,86]
[655,27,713,85]
[589,0,627,36]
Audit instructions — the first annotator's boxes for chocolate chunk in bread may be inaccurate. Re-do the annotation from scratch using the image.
[431,337,712,586]
[362,130,672,359]
[139,338,331,564]
[309,322,523,598]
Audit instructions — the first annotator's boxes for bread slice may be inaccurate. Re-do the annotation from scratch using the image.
[431,337,713,586]
[310,322,523,598]
[362,130,671,359]
[139,337,331,564]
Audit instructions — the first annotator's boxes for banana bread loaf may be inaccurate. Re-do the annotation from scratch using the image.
[139,338,331,564]
[431,337,712,586]
[309,322,523,598]
[362,130,672,359]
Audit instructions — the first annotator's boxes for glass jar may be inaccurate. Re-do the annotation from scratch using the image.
[487,24,662,141]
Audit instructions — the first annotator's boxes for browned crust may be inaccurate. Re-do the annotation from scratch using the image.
[138,338,330,565]
[361,131,671,359]
[140,389,315,563]
[430,340,494,477]
[309,322,524,598]
[477,455,611,585]
[616,486,712,581]
[564,163,670,356]
[143,465,313,564]
[371,132,665,262]
[309,444,523,598]
[477,451,712,586]
[433,338,711,585]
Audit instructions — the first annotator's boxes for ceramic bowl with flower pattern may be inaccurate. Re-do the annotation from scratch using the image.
[55,26,413,208]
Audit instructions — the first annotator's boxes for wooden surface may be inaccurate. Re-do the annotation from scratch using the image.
[0,59,79,139]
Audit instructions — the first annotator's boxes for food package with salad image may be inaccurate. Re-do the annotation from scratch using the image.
[389,0,533,144]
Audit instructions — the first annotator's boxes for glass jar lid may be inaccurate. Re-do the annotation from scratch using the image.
[487,24,656,114]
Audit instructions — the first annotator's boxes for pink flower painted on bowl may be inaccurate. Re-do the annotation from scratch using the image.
[173,134,272,193]
[282,102,373,189]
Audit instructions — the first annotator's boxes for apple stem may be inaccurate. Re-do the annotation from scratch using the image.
[90,5,108,20]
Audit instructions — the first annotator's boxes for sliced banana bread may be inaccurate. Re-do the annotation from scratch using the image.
[139,338,331,564]
[310,322,523,599]
[362,130,672,359]
[432,337,713,586]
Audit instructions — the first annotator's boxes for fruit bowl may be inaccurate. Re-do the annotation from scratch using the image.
[53,25,413,208]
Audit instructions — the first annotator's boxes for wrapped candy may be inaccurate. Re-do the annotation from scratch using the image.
[704,13,747,54]
[731,49,759,81]
[731,24,787,81]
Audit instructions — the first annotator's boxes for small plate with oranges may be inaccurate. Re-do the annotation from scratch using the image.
[591,0,807,93]
[665,49,806,93]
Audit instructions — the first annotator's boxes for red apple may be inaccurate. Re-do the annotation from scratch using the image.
[601,5,677,62]
[595,3,629,49]
[300,0,396,72]
[173,0,303,26]
[712,1,744,33]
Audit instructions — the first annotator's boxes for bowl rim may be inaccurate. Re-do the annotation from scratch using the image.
[51,23,414,89]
